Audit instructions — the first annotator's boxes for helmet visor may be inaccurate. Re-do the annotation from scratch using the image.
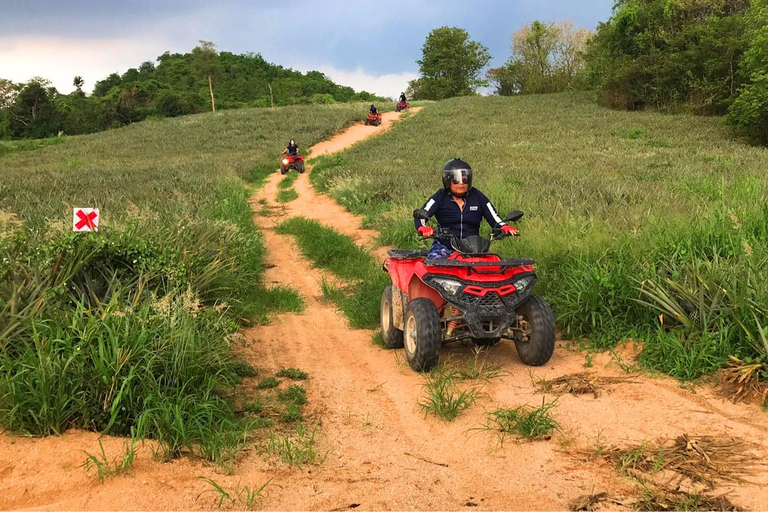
[447,168,471,185]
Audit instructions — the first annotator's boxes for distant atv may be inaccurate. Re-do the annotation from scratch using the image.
[396,101,410,112]
[280,154,305,175]
[380,209,555,372]
[365,112,382,126]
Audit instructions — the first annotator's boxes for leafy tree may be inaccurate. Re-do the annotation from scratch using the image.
[93,73,122,97]
[408,27,491,100]
[727,0,768,143]
[490,21,592,95]
[0,79,18,109]
[9,78,61,138]
[138,61,155,76]
[191,40,219,112]
[584,0,751,112]
[73,76,84,94]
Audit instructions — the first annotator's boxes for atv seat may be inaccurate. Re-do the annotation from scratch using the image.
[387,249,429,259]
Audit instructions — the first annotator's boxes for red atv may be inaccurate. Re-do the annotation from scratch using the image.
[396,101,410,112]
[365,112,382,126]
[280,154,305,175]
[381,209,555,372]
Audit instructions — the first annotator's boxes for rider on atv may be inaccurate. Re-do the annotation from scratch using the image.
[282,139,299,156]
[370,104,378,115]
[399,92,407,104]
[414,158,518,259]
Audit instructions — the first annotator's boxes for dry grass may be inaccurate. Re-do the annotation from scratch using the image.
[717,357,768,405]
[597,434,763,489]
[536,372,636,398]
[570,488,742,511]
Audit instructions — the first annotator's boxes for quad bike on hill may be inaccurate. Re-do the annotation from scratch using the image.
[380,209,555,372]
[365,112,382,126]
[396,101,410,112]
[280,154,305,175]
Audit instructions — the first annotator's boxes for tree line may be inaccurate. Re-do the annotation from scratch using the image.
[409,0,767,144]
[0,41,383,140]
[4,1,767,144]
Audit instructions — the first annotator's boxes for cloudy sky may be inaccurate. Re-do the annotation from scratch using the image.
[1,0,614,98]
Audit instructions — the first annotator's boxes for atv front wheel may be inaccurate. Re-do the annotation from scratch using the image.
[297,161,305,173]
[280,163,288,175]
[380,286,404,349]
[404,298,441,372]
[514,295,555,366]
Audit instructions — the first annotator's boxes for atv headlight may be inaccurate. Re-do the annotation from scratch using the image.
[514,276,535,294]
[282,158,289,165]
[432,277,463,296]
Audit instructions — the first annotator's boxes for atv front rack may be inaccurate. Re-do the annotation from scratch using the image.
[425,257,535,267]
[387,249,430,259]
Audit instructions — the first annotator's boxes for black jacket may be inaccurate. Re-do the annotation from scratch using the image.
[399,94,407,103]
[414,188,506,247]
[370,106,378,115]
[286,143,299,156]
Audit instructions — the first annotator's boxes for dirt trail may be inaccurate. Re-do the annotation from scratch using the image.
[3,110,768,511]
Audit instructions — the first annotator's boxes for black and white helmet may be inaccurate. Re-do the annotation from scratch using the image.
[442,158,473,191]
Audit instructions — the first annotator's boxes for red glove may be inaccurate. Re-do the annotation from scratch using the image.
[417,226,434,238]
[501,225,519,236]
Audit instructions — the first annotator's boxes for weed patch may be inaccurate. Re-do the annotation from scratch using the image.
[198,476,272,509]
[276,189,298,203]
[84,436,137,482]
[418,365,478,421]
[275,367,308,380]
[256,377,279,389]
[267,423,326,467]
[484,399,559,442]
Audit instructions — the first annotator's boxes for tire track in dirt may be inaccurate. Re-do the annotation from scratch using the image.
[2,111,768,511]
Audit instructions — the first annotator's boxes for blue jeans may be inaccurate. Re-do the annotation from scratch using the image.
[427,241,453,259]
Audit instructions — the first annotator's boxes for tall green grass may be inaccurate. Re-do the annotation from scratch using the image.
[275,217,388,329]
[0,103,362,458]
[310,92,768,381]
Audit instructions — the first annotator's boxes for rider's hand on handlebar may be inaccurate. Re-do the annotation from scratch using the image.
[417,226,434,238]
[501,225,519,237]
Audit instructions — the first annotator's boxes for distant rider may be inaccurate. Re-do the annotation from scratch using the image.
[399,92,407,104]
[414,158,518,259]
[282,139,299,156]
[370,104,378,116]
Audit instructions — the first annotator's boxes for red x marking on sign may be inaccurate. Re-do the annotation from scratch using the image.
[75,209,98,230]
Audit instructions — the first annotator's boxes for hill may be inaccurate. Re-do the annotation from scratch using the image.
[0,46,386,140]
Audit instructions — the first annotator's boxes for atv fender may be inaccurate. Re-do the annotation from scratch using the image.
[408,275,446,313]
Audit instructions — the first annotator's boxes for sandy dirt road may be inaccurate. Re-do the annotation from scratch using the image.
[2,109,768,511]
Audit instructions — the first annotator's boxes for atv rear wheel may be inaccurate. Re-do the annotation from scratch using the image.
[404,298,441,372]
[280,163,288,175]
[365,118,370,125]
[514,295,555,366]
[380,286,404,349]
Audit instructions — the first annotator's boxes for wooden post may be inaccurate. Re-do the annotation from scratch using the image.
[208,75,216,112]
[268,83,274,108]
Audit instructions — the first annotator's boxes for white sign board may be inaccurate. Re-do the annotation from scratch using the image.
[73,208,99,232]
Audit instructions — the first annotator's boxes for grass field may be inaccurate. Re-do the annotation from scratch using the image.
[0,103,366,460]
[311,92,768,382]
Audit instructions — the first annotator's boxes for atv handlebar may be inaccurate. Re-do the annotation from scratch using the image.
[417,225,516,241]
